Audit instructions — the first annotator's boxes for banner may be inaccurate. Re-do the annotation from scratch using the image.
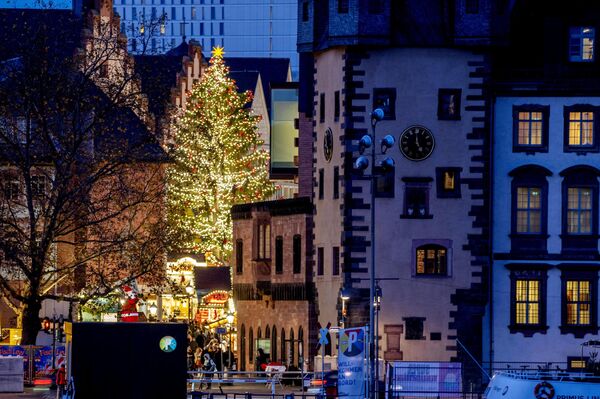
[34,346,66,378]
[338,327,367,399]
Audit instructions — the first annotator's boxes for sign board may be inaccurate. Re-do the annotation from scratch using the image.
[215,327,227,335]
[386,362,462,398]
[318,328,329,346]
[338,327,367,399]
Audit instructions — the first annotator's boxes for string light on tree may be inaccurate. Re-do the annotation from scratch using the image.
[167,47,274,265]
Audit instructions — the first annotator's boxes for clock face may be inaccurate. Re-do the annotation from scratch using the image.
[324,128,333,162]
[399,125,435,161]
[159,336,177,353]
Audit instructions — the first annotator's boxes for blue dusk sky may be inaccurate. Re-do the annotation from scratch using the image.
[0,0,70,8]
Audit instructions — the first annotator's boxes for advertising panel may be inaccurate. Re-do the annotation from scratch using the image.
[387,362,462,398]
[338,327,367,399]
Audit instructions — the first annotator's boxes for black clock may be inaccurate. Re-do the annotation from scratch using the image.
[399,125,435,161]
[324,128,333,162]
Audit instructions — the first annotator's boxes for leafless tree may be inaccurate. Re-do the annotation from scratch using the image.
[0,7,169,344]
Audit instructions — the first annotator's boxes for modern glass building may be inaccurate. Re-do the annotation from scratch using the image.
[115,0,298,78]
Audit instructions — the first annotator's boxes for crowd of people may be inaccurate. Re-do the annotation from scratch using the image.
[187,325,235,389]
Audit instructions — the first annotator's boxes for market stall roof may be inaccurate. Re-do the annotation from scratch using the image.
[167,252,206,264]
[194,266,231,292]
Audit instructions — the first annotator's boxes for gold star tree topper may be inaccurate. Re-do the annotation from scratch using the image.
[212,46,225,59]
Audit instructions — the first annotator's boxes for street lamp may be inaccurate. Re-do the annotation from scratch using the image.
[340,288,350,328]
[354,107,395,399]
[149,303,158,321]
[226,312,235,370]
[185,283,194,323]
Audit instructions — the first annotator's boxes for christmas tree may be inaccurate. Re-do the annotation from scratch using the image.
[167,47,274,265]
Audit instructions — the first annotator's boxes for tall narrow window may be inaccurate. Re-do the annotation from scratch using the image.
[236,239,243,274]
[318,169,324,200]
[438,89,461,120]
[3,180,19,201]
[334,91,340,121]
[509,266,548,336]
[566,280,591,326]
[275,236,283,274]
[317,247,324,276]
[333,166,339,199]
[401,178,432,218]
[293,235,301,274]
[332,247,340,276]
[257,223,271,260]
[567,187,592,234]
[373,88,396,120]
[515,279,540,325]
[319,93,325,123]
[516,187,542,234]
[569,27,595,62]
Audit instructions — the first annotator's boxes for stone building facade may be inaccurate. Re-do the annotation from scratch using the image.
[231,197,316,371]
[296,0,506,382]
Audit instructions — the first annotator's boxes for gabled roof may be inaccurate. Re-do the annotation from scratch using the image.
[224,57,291,117]
[229,71,260,97]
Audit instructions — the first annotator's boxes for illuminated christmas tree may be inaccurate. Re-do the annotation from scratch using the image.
[167,47,274,265]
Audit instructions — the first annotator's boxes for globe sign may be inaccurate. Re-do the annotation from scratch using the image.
[339,328,365,357]
[159,336,177,353]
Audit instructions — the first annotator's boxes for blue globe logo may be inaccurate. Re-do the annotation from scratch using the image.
[159,336,177,353]
[339,328,364,357]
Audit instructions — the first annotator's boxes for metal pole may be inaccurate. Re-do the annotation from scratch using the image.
[370,119,376,399]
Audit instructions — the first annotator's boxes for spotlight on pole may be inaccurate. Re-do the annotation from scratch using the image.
[380,135,395,154]
[371,108,385,126]
[379,157,395,172]
[354,156,369,171]
[358,135,372,155]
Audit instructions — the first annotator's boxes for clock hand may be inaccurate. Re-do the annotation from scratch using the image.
[415,135,420,148]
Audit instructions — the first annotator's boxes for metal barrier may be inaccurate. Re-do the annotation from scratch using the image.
[187,370,311,396]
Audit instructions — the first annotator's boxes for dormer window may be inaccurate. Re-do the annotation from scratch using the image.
[569,27,595,62]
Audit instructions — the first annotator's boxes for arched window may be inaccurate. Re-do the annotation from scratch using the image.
[560,165,600,253]
[281,328,286,364]
[257,326,262,339]
[289,328,295,366]
[298,326,304,360]
[240,324,246,371]
[265,325,270,339]
[249,327,254,367]
[415,244,447,275]
[510,164,551,253]
[271,325,277,362]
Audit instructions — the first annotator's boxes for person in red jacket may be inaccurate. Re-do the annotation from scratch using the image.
[56,364,67,394]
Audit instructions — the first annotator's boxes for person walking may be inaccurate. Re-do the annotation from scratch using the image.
[202,352,217,390]
[55,364,66,398]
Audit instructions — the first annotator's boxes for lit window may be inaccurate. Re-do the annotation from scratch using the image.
[30,176,46,198]
[569,27,595,62]
[566,280,591,326]
[568,111,594,147]
[515,280,540,325]
[139,23,145,34]
[160,23,166,34]
[257,223,270,260]
[518,112,543,145]
[415,244,447,275]
[567,188,592,234]
[516,187,542,234]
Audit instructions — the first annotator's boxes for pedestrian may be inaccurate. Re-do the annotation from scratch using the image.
[55,364,66,396]
[194,347,203,370]
[256,348,268,371]
[202,352,217,390]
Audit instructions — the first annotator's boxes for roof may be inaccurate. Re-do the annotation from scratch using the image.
[224,57,291,117]
[194,266,231,292]
[134,54,182,119]
[231,197,313,220]
[229,71,260,94]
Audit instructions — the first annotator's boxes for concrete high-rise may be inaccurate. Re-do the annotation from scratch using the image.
[114,0,298,78]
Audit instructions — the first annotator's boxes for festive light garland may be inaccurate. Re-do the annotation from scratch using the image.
[167,47,274,266]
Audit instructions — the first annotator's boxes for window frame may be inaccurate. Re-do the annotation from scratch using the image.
[437,89,462,121]
[403,317,425,340]
[401,177,432,219]
[415,244,448,276]
[373,88,396,120]
[318,168,324,200]
[332,246,340,276]
[559,266,599,338]
[563,105,599,153]
[560,166,600,254]
[512,105,549,153]
[333,166,339,199]
[319,93,325,123]
[275,236,283,274]
[436,167,462,198]
[334,91,340,122]
[569,26,595,63]
[256,223,271,260]
[507,264,549,336]
[292,235,302,274]
[235,239,243,275]
[374,166,395,198]
[317,247,324,276]
[509,165,551,254]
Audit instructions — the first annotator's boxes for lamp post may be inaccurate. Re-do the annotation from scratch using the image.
[185,283,194,324]
[354,108,395,398]
[226,312,234,370]
[340,289,350,328]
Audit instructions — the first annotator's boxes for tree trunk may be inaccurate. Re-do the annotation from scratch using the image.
[20,300,42,345]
